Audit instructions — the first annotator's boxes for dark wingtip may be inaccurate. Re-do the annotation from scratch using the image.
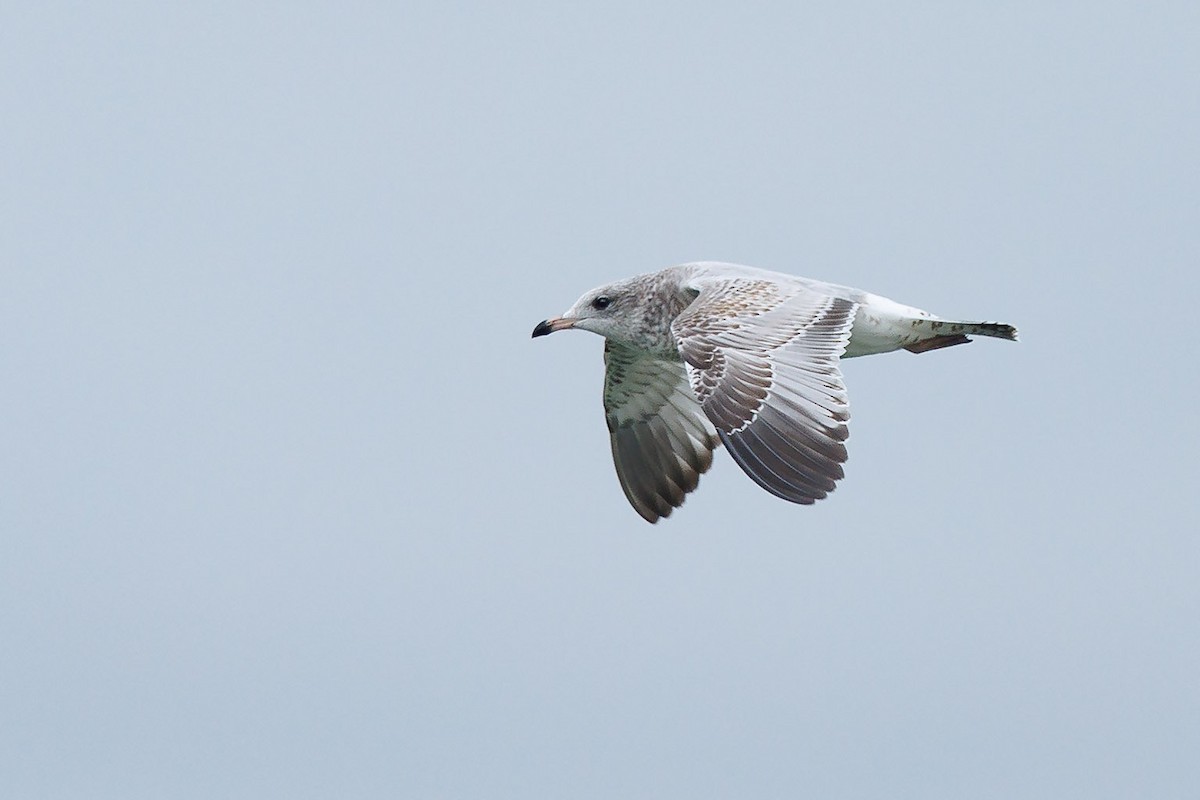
[532,320,553,338]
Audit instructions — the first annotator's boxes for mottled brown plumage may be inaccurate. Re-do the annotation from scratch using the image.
[533,262,1017,522]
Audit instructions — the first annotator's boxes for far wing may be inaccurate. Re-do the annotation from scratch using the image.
[603,341,721,523]
[671,277,857,505]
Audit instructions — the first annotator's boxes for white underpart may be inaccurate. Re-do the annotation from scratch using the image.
[844,292,938,358]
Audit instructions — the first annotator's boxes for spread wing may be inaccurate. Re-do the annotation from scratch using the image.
[603,341,721,523]
[671,277,857,505]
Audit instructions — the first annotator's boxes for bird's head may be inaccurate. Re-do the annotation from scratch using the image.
[532,280,638,343]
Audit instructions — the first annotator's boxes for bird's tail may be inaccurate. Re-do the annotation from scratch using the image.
[903,320,1019,354]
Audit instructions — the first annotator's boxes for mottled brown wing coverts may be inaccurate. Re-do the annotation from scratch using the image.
[671,278,857,507]
[602,277,858,522]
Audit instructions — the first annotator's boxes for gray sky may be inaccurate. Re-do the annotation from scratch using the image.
[2,2,1197,798]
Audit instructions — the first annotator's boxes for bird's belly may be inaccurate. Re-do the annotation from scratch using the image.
[843,295,934,358]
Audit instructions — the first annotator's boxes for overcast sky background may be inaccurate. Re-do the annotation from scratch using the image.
[2,3,1198,798]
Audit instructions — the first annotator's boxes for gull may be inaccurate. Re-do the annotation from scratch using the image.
[532,262,1017,523]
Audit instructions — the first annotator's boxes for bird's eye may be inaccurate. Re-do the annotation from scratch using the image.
[591,295,611,310]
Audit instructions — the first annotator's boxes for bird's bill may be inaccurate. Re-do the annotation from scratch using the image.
[531,317,576,337]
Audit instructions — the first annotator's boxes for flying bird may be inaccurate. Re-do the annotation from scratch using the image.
[532,262,1016,523]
